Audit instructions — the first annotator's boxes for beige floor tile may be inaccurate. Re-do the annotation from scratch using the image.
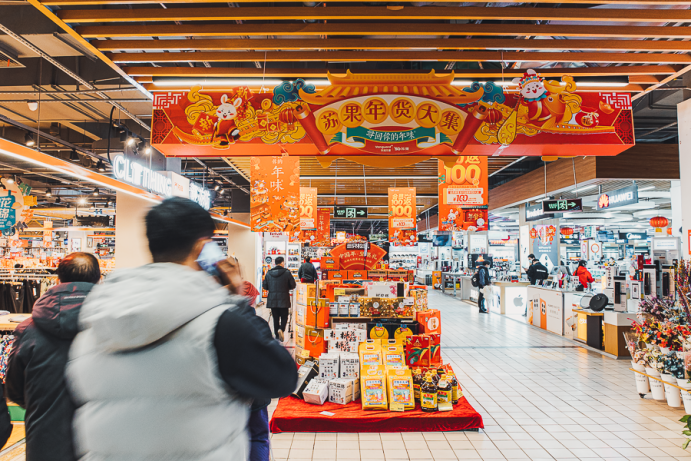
[383,450,409,459]
[430,449,459,459]
[360,449,385,459]
[407,449,434,459]
[336,449,361,459]
[315,441,338,450]
[313,450,337,460]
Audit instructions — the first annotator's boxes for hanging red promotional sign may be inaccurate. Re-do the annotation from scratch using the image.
[301,207,331,246]
[250,156,300,233]
[330,242,387,270]
[299,187,317,230]
[438,156,488,232]
[388,187,417,247]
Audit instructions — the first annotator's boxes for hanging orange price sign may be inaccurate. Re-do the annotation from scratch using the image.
[299,187,317,230]
[389,187,417,246]
[438,157,488,231]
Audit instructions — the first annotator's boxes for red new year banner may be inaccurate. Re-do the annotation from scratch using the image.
[250,156,300,233]
[388,187,417,247]
[438,157,489,232]
[301,207,331,246]
[330,242,387,270]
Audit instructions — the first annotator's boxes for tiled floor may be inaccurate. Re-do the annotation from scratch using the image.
[268,289,690,461]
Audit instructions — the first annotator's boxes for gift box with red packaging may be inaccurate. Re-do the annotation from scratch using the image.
[416,309,441,335]
[428,333,441,366]
[405,334,430,367]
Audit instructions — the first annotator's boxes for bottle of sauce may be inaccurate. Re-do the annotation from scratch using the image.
[449,373,459,404]
[437,374,452,405]
[420,375,438,412]
[413,368,423,402]
[430,371,440,385]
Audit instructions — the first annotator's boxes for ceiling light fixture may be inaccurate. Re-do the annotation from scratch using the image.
[55,196,61,204]
[96,159,106,172]
[144,145,152,155]
[69,149,80,162]
[126,137,136,147]
[153,78,285,87]
[93,188,100,196]
[639,186,656,191]
[6,176,14,185]
[214,184,220,191]
[27,101,38,111]
[78,198,87,206]
[46,188,52,197]
[24,132,35,147]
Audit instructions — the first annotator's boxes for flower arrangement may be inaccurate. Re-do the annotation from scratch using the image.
[663,353,685,379]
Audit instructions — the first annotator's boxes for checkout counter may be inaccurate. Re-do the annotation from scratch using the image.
[487,281,531,317]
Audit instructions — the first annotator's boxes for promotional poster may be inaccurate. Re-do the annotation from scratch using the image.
[250,156,300,233]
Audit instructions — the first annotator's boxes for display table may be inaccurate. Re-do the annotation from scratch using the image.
[487,281,530,317]
[459,275,474,302]
[415,269,432,285]
[572,309,604,350]
[270,396,484,433]
[441,272,464,297]
[604,311,636,357]
[526,287,579,336]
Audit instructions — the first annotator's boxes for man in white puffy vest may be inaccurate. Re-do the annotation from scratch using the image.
[67,197,297,461]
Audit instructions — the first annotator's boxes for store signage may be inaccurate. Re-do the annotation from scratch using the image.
[250,156,300,233]
[189,182,211,210]
[0,195,16,231]
[168,172,189,198]
[584,226,597,239]
[597,185,638,210]
[542,198,582,213]
[346,241,370,251]
[560,238,580,245]
[151,71,634,159]
[334,206,367,219]
[369,233,387,241]
[525,203,554,222]
[489,239,518,246]
[438,157,488,232]
[300,187,317,229]
[652,238,677,250]
[113,154,172,197]
[388,187,417,246]
[619,232,648,241]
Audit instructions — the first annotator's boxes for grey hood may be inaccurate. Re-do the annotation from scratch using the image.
[79,263,230,352]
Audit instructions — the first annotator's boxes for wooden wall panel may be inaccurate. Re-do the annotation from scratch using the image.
[489,156,598,210]
[595,144,679,180]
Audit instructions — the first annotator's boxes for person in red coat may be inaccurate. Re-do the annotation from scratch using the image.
[573,260,594,290]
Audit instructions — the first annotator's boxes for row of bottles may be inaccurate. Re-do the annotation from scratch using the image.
[412,367,459,412]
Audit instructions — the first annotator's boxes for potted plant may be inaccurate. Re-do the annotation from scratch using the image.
[662,353,683,408]
[645,350,666,401]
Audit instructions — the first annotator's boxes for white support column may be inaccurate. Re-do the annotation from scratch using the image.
[678,99,691,260]
[114,192,154,269]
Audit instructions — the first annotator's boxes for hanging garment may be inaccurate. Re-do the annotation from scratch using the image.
[0,336,14,381]
[0,285,16,314]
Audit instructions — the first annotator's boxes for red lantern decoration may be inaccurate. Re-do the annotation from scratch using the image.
[666,227,672,235]
[530,228,538,239]
[485,108,503,127]
[649,216,669,229]
[560,227,574,237]
[279,107,296,129]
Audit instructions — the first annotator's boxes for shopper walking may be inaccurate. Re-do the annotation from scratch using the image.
[66,197,297,461]
[263,256,296,341]
[573,260,595,291]
[229,258,271,461]
[6,252,100,461]
[477,260,491,314]
[298,257,318,283]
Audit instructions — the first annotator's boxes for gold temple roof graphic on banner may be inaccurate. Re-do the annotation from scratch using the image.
[299,70,484,105]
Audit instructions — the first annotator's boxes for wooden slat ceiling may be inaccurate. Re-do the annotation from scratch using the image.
[30,0,690,98]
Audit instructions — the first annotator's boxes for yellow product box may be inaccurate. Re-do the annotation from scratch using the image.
[358,340,382,366]
[383,344,406,369]
[360,365,388,410]
[297,283,317,306]
[387,368,415,410]
[295,303,307,327]
[294,346,318,366]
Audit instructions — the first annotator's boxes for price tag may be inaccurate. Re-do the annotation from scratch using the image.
[300,349,311,359]
[319,411,335,416]
[334,289,346,296]
[446,187,483,205]
[390,403,405,412]
[437,402,454,412]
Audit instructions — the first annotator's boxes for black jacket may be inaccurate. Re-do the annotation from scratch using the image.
[0,384,13,450]
[478,266,490,288]
[6,282,94,461]
[526,262,549,284]
[214,297,297,411]
[297,262,318,282]
[262,266,296,309]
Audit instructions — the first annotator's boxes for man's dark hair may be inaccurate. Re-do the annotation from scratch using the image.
[528,253,535,260]
[304,257,311,263]
[145,197,215,263]
[58,252,101,284]
[275,256,285,265]
[483,260,491,266]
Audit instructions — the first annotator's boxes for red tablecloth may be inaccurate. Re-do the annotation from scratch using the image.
[270,396,484,433]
